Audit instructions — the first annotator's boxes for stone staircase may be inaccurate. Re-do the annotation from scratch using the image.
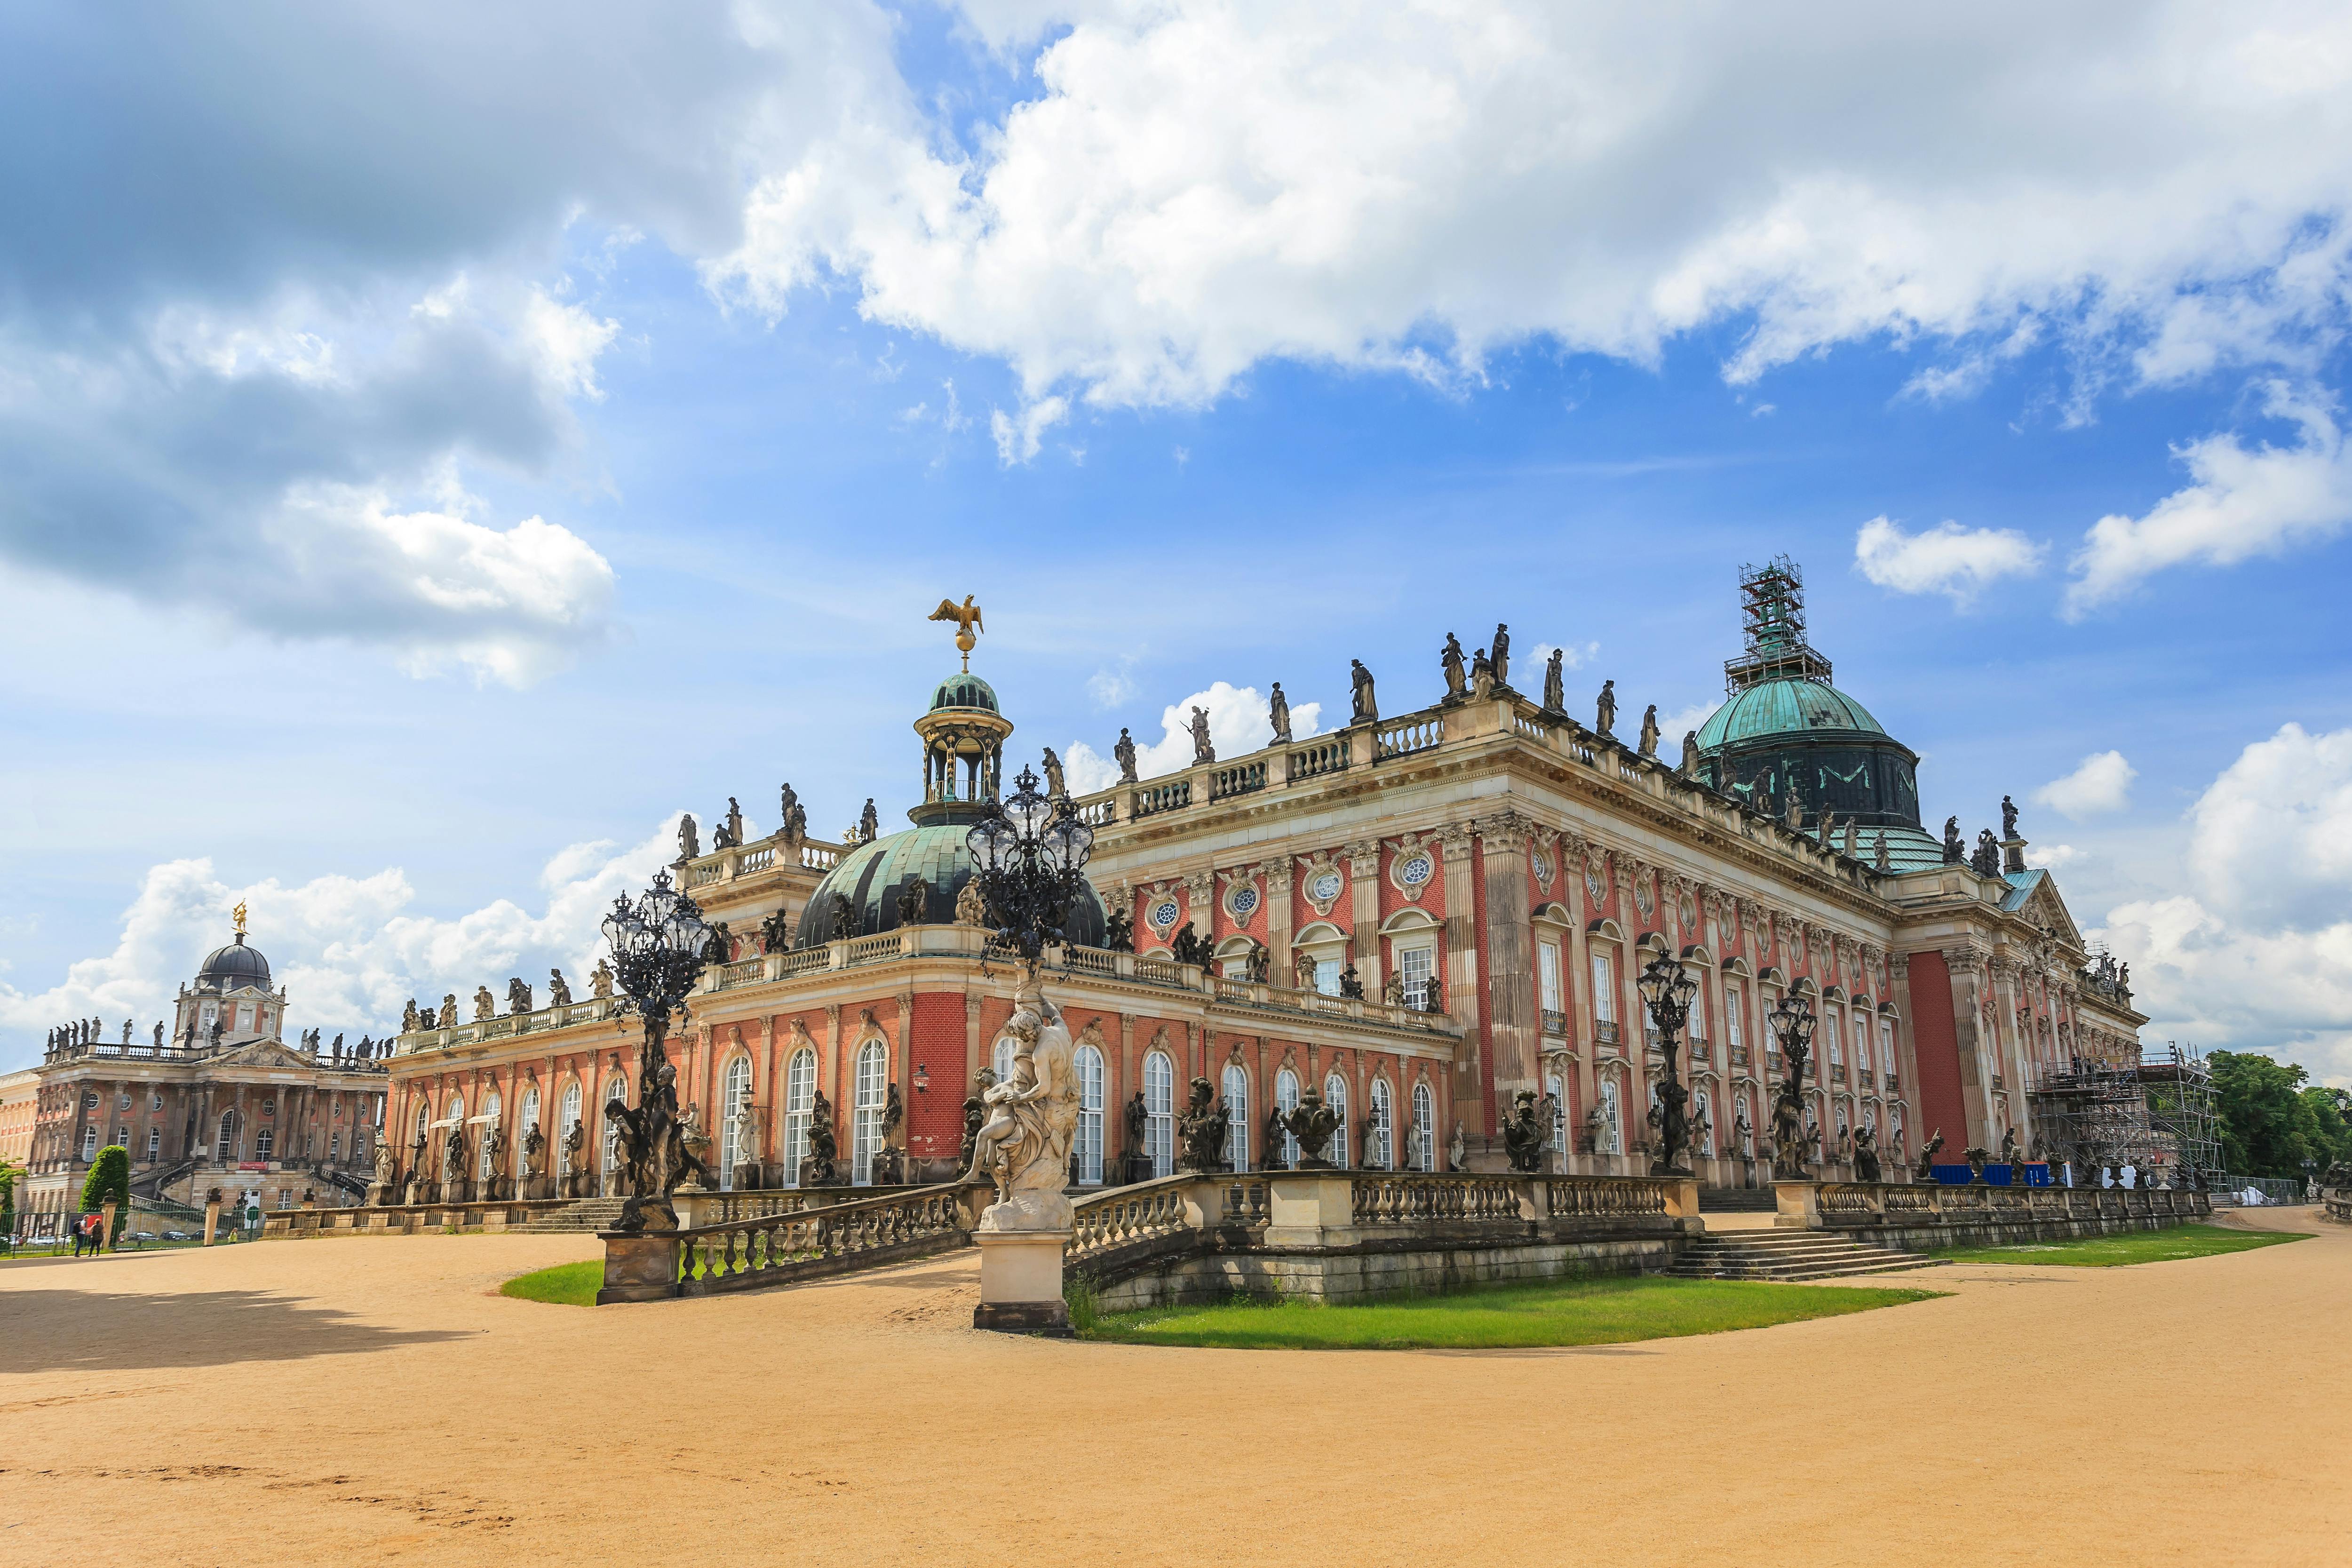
[513,1198,630,1234]
[1666,1229,1946,1281]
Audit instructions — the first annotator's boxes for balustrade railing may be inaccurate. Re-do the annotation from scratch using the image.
[1133,780,1192,818]
[1804,1179,2208,1230]
[718,957,764,988]
[1074,798,1117,827]
[676,1186,971,1296]
[1352,1171,1525,1227]
[1067,1177,1194,1263]
[1375,714,1444,760]
[1210,760,1268,800]
[1545,1176,1671,1219]
[1596,1020,1621,1046]
[689,864,724,887]
[737,847,775,874]
[1287,738,1349,782]
[842,932,905,966]
[1541,1008,1567,1037]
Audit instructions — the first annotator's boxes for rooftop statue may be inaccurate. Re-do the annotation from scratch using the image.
[1470,646,1493,697]
[402,999,420,1033]
[1440,633,1468,700]
[439,994,458,1027]
[1543,648,1565,713]
[677,813,699,862]
[1843,820,1858,860]
[1785,786,1804,833]
[725,796,745,847]
[473,985,495,1022]
[1490,622,1511,688]
[1941,816,1964,864]
[2002,793,2020,839]
[1041,748,1065,799]
[1595,678,1617,736]
[895,876,930,925]
[590,959,613,999]
[1268,683,1291,743]
[1678,729,1699,776]
[927,594,985,670]
[1637,703,1661,757]
[1350,659,1377,724]
[507,977,532,1015]
[759,907,791,953]
[859,798,879,843]
[548,968,572,1007]
[955,879,987,928]
[1188,706,1214,764]
[1113,727,1138,782]
[153,1020,164,1048]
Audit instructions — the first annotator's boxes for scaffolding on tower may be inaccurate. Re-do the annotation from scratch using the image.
[1724,555,1835,692]
[2026,1041,2220,1182]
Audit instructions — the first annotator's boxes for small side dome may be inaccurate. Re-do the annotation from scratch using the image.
[930,673,1000,714]
[796,819,1106,950]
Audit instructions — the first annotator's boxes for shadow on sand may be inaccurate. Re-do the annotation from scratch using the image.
[0,1288,475,1375]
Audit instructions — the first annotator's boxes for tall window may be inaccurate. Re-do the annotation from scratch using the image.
[782,1048,816,1186]
[223,1110,242,1159]
[1538,942,1562,1015]
[1547,1074,1565,1155]
[852,1041,887,1185]
[1144,1051,1175,1178]
[479,1091,501,1179]
[1891,1106,1906,1158]
[519,1087,541,1176]
[1692,1089,1712,1157]
[1853,1016,1871,1073]
[328,1130,340,1160]
[1411,1082,1436,1171]
[1074,1044,1105,1185]
[1828,1012,1844,1067]
[1324,1074,1349,1168]
[1879,1020,1895,1076]
[992,1035,1018,1085]
[149,1126,162,1158]
[255,1128,274,1160]
[1274,1069,1300,1169]
[719,1056,752,1190]
[1599,1080,1621,1154]
[1367,1080,1392,1169]
[1726,984,1745,1052]
[81,1124,98,1161]
[1314,956,1342,996]
[1222,1064,1250,1173]
[559,1084,581,1174]
[1591,953,1617,1022]
[1397,946,1435,1010]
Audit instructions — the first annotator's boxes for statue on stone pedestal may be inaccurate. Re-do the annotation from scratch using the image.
[1449,1120,1468,1173]
[1440,633,1468,700]
[1263,1102,1290,1170]
[1770,1085,1808,1174]
[1872,831,1890,872]
[1637,704,1661,757]
[1338,964,1364,1000]
[1349,660,1377,724]
[954,878,987,928]
[894,876,930,925]
[859,798,880,843]
[153,1020,165,1049]
[1914,1127,1945,1182]
[1595,679,1617,736]
[373,1130,397,1188]
[677,813,700,862]
[472,986,495,1022]
[120,1018,132,1044]
[711,808,737,851]
[1998,1126,2022,1173]
[1114,727,1139,782]
[1785,788,1805,833]
[1941,816,1964,864]
[548,968,573,1007]
[1491,623,1511,688]
[1176,1078,1227,1173]
[1364,1111,1389,1167]
[1543,648,1565,714]
[1040,748,1066,799]
[2002,794,2020,840]
[1582,1102,1608,1156]
[560,1121,585,1193]
[506,978,532,1015]
[1285,1085,1343,1169]
[1470,646,1493,698]
[522,1122,547,1179]
[966,976,1083,1233]
[1383,971,1406,1007]
[803,1090,840,1186]
[1422,970,1445,1014]
[1122,1091,1150,1178]
[1734,1098,1755,1158]
[441,1123,468,1186]
[1293,950,1319,992]
[1103,909,1133,952]
[1501,1090,1554,1173]
[482,1123,508,1194]
[590,960,613,1000]
[1188,707,1215,764]
[1245,940,1269,983]
[959,1090,987,1174]
[1679,731,1699,776]
[760,907,791,953]
[1268,684,1291,744]
[725,796,745,848]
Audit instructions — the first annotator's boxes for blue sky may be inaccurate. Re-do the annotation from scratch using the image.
[6,2,2352,1082]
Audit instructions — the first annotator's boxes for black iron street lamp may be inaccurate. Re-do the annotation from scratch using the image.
[1765,990,1818,1172]
[1637,953,1700,1177]
[966,764,1095,964]
[598,867,715,1231]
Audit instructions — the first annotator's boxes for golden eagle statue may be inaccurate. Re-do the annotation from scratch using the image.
[928,595,985,669]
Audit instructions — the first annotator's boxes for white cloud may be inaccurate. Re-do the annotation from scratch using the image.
[2066,382,2352,614]
[2033,749,2137,821]
[990,396,1069,465]
[714,4,2352,415]
[1655,700,1722,752]
[1,818,683,1065]
[1531,639,1599,674]
[1086,663,1137,707]
[1855,516,2044,605]
[2090,723,2352,1086]
[1064,680,1322,792]
[2030,843,2084,870]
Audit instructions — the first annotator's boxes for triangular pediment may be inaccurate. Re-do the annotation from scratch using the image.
[215,1038,313,1070]
[2018,874,2084,949]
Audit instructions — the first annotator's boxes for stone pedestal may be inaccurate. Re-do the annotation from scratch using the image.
[202,1198,222,1246]
[1773,1179,1822,1228]
[1266,1173,1359,1248]
[100,1199,118,1250]
[596,1233,682,1305]
[972,1227,1073,1336]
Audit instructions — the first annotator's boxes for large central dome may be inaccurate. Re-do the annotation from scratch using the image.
[795,801,1109,949]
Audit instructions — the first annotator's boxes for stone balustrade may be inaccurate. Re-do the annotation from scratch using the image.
[600,1183,980,1304]
[1774,1176,2210,1246]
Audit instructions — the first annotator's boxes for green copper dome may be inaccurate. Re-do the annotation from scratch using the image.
[930,673,999,713]
[795,804,1107,950]
[1694,678,1886,750]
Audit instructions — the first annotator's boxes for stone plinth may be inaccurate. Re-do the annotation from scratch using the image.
[596,1233,683,1305]
[972,1226,1073,1336]
[1773,1179,1821,1228]
[1266,1173,1360,1248]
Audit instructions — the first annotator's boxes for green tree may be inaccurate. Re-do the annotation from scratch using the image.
[80,1144,131,1243]
[0,1157,21,1247]
[2293,1085,2352,1170]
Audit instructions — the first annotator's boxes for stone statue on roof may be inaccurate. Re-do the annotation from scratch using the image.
[1350,660,1378,724]
[2002,794,2020,839]
[1268,684,1291,743]
[1595,679,1617,736]
[1679,730,1699,776]
[1490,624,1510,688]
[1113,727,1138,781]
[1543,649,1565,714]
[1441,633,1468,700]
[1189,707,1214,764]
[1041,747,1065,799]
[677,813,699,862]
[1638,704,1661,757]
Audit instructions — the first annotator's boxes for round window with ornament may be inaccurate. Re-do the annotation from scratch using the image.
[1396,853,1434,889]
[1310,870,1343,904]
[1150,899,1181,931]
[1228,884,1261,919]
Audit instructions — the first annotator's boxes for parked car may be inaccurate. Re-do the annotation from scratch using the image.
[162,1229,194,1242]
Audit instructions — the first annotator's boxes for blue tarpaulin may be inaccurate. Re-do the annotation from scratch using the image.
[1929,1163,2050,1186]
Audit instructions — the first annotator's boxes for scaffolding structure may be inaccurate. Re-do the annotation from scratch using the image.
[2027,1043,2221,1180]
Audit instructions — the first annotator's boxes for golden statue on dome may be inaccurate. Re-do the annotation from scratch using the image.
[927,594,985,670]
[232,901,248,937]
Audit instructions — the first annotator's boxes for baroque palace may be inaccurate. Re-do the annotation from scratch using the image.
[17,912,389,1233]
[380,559,2147,1203]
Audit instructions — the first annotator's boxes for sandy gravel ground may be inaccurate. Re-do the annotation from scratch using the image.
[1,1209,2343,1568]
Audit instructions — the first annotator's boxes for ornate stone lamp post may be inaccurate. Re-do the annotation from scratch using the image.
[962,764,1094,1334]
[597,868,714,1237]
[1764,990,1818,1178]
[1637,955,1700,1177]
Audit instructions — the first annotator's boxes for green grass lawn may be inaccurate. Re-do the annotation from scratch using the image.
[500,1259,604,1305]
[1078,1275,1942,1351]
[1925,1223,2312,1268]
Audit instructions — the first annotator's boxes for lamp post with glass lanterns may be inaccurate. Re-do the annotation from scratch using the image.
[965,764,1095,967]
[596,868,715,1236]
[1637,954,1700,1178]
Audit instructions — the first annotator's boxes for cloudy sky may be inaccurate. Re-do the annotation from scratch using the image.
[5,1,2352,1082]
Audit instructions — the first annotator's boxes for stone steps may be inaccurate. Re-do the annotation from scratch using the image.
[1697,1188,1780,1213]
[513,1198,630,1234]
[1666,1231,1946,1281]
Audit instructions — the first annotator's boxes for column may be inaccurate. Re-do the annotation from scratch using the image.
[1438,821,1482,1132]
[1344,840,1382,992]
[1478,812,1537,1106]
[1266,863,1295,985]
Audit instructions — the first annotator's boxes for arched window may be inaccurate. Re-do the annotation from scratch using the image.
[479,1091,501,1178]
[519,1087,541,1175]
[851,1040,887,1186]
[1411,1082,1436,1171]
[1222,1064,1250,1173]
[1367,1079,1393,1170]
[992,1035,1018,1086]
[1547,1073,1566,1156]
[1274,1069,1300,1169]
[1323,1074,1349,1168]
[1074,1044,1105,1185]
[222,1110,242,1160]
[1599,1079,1621,1155]
[559,1084,582,1175]
[255,1127,274,1160]
[1143,1051,1174,1178]
[718,1056,753,1190]
[782,1048,816,1186]
[82,1124,98,1161]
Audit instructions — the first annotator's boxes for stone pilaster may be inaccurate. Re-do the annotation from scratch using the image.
[1477,810,1537,1098]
